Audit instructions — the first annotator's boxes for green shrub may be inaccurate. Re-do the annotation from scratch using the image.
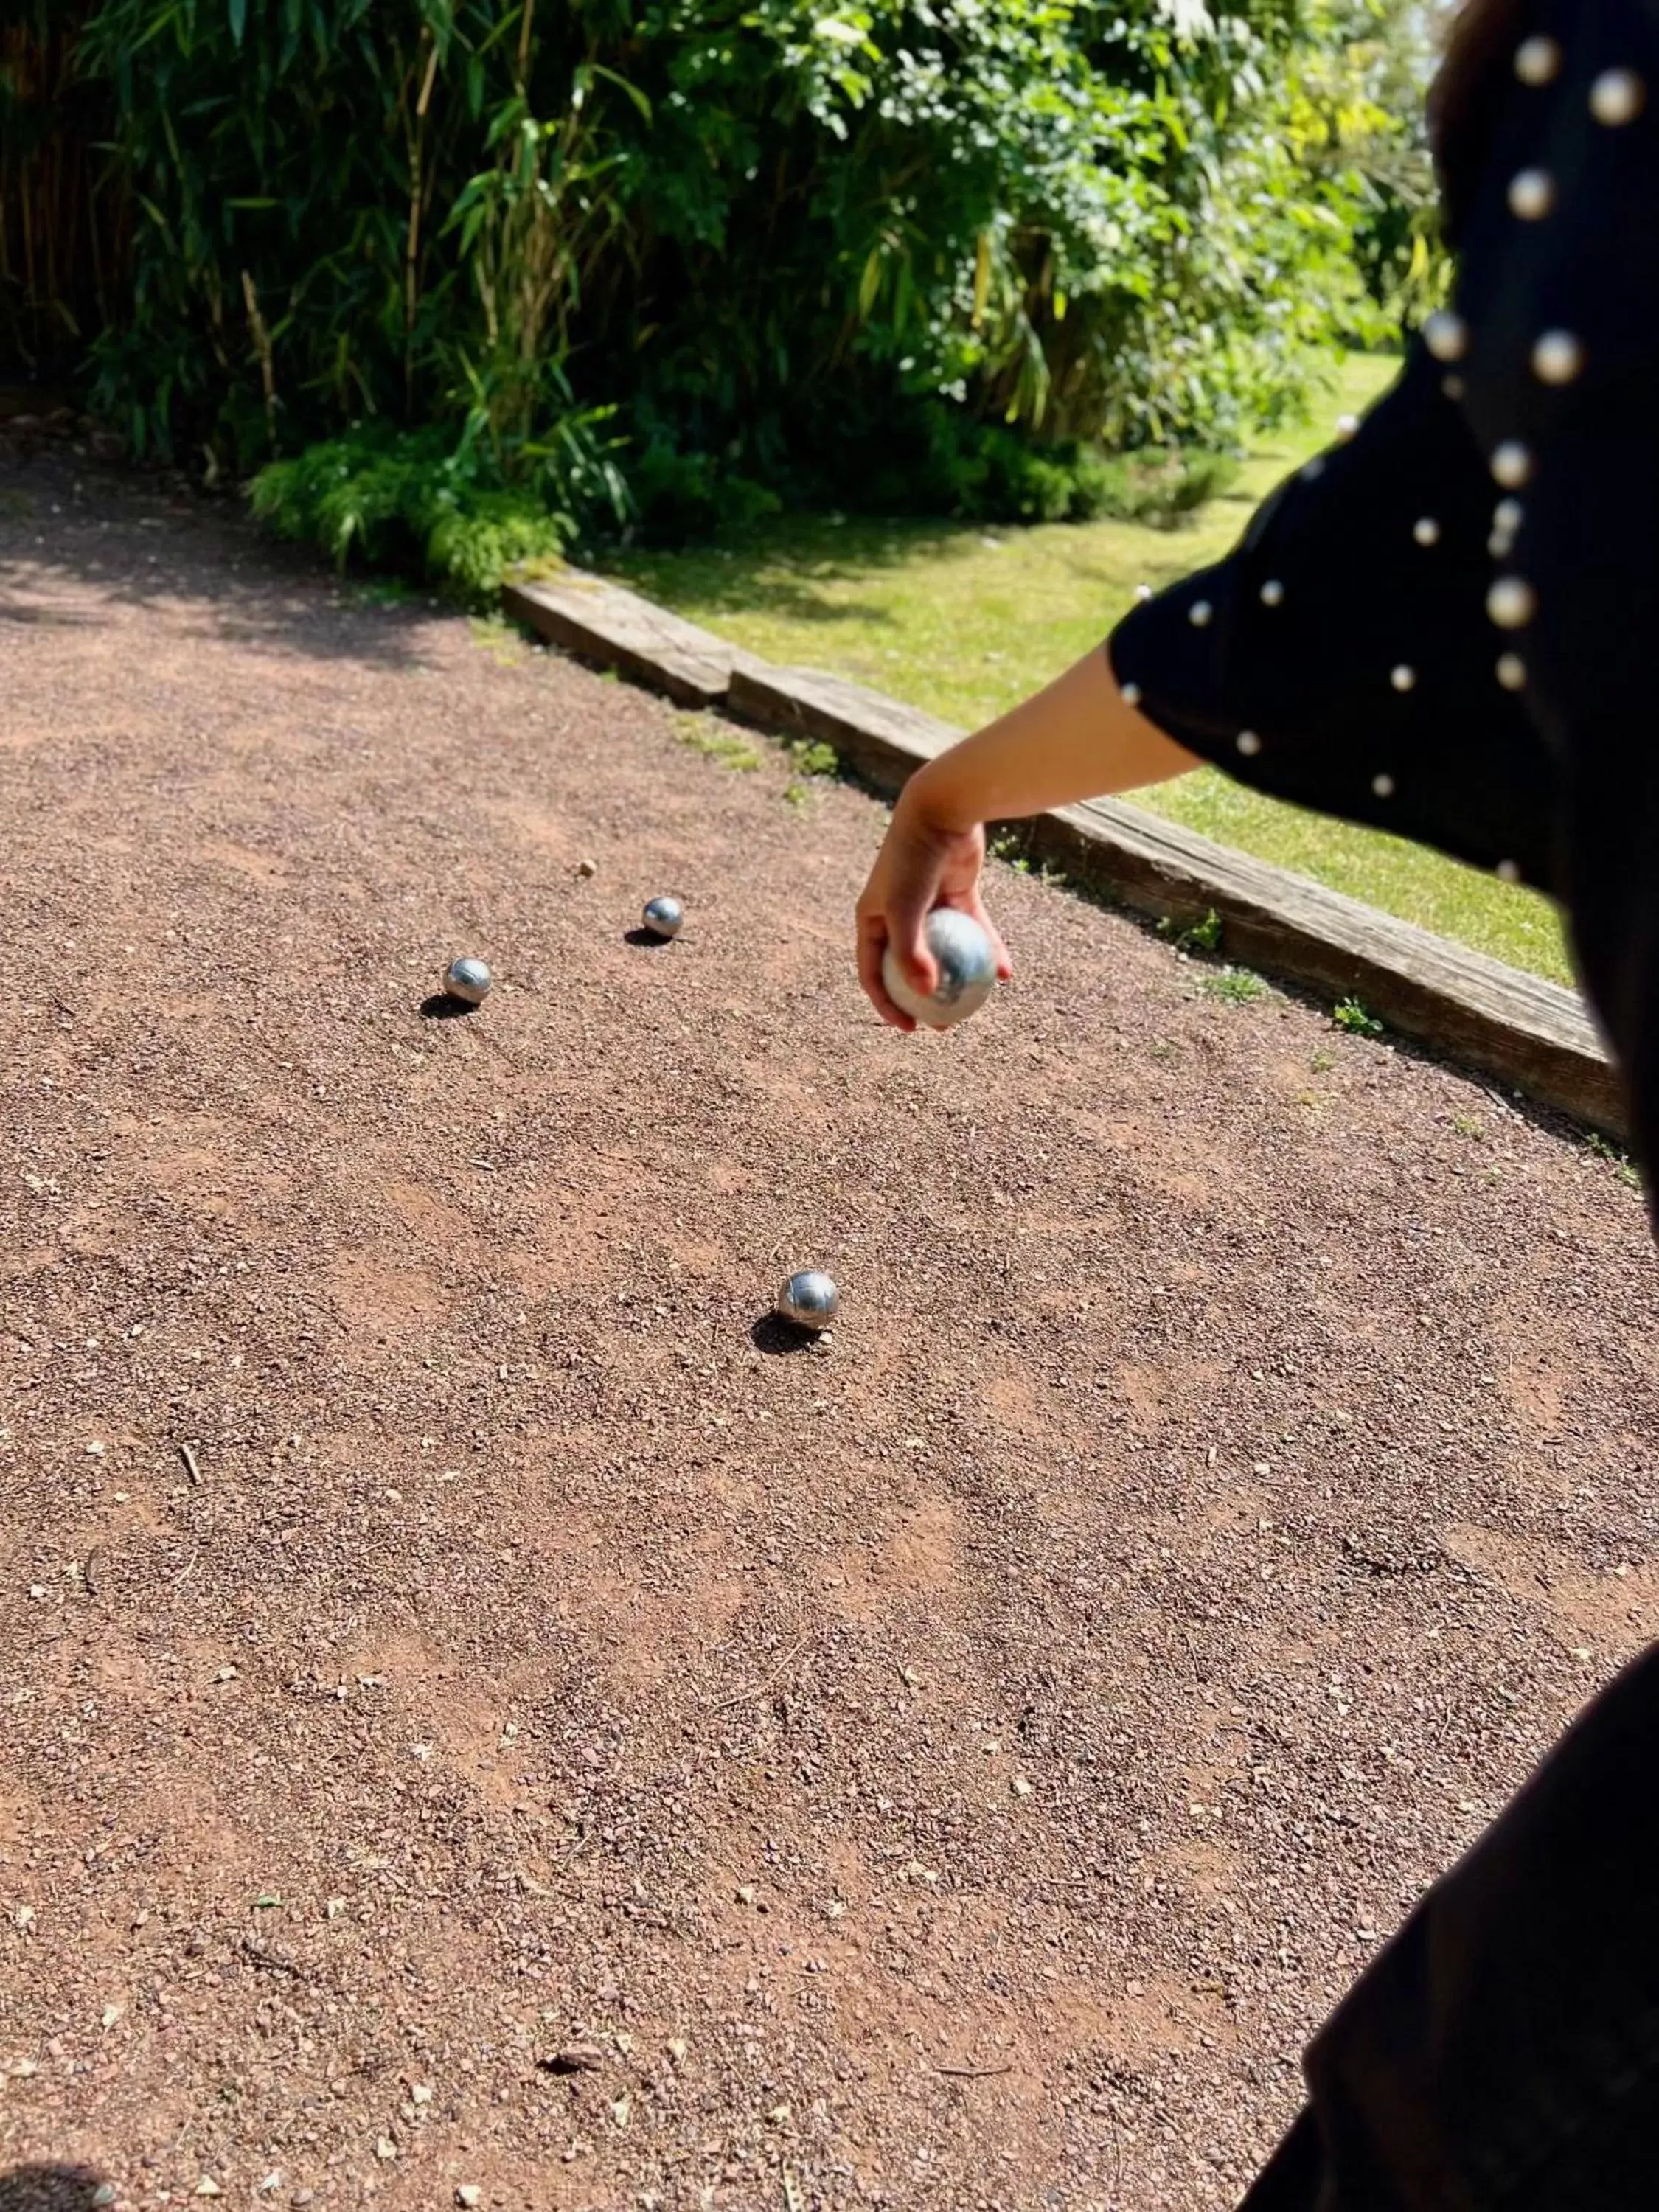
[2,0,1437,526]
[248,415,622,599]
[626,445,784,546]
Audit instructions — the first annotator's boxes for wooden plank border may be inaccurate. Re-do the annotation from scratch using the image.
[504,574,771,709]
[506,571,1625,1139]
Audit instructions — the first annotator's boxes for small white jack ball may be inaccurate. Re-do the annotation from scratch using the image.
[1335,413,1360,441]
[641,895,684,939]
[1260,579,1285,607]
[1424,310,1469,363]
[1188,599,1214,628]
[1413,517,1441,547]
[444,957,492,1006]
[1491,441,1534,490]
[882,908,998,1032]
[775,1270,838,1332]
[1497,653,1528,691]
[1391,664,1416,693]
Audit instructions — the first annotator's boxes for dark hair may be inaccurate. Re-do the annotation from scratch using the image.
[1428,0,1526,225]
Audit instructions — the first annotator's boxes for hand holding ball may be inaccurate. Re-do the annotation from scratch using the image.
[882,908,998,1031]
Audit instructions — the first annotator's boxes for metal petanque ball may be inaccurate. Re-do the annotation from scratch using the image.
[444,956,492,1006]
[881,908,996,1031]
[776,1270,838,1332]
[641,895,684,941]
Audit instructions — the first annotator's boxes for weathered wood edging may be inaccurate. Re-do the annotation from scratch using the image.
[506,573,1624,1139]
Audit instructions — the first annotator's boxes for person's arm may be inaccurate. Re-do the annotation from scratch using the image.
[855,647,1197,1029]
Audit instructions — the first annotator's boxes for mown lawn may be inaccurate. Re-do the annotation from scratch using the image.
[603,355,1573,986]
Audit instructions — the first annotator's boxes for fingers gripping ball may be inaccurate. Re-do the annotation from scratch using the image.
[882,908,997,1031]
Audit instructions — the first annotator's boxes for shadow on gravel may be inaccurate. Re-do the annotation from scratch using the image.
[418,992,479,1020]
[623,928,678,949]
[0,448,428,674]
[750,1313,821,1356]
[0,2167,113,2211]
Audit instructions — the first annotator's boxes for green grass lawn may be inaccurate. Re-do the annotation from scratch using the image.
[602,354,1573,986]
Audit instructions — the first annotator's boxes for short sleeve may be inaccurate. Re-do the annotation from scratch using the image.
[1105,347,1564,898]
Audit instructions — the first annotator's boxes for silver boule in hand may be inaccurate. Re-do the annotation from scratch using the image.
[882,908,996,1030]
[641,895,684,940]
[776,1270,838,1332]
[444,956,492,1006]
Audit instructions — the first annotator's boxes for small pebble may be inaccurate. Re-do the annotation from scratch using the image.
[542,2044,605,2075]
[456,2190,482,2209]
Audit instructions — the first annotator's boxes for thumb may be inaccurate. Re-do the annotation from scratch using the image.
[888,888,939,995]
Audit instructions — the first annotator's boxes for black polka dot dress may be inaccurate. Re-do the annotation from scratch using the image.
[1108,0,1659,1180]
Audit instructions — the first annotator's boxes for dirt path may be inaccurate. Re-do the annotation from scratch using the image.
[1,451,1656,2212]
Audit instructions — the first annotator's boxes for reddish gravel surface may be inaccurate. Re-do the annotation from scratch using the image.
[2,451,1658,2212]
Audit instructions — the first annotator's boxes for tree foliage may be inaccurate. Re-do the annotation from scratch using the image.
[3,0,1444,548]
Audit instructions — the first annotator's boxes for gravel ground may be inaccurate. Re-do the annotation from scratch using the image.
[1,445,1657,2212]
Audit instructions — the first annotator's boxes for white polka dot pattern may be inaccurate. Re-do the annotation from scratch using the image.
[1488,577,1538,628]
[1508,168,1556,220]
[1531,330,1584,385]
[1590,67,1645,125]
